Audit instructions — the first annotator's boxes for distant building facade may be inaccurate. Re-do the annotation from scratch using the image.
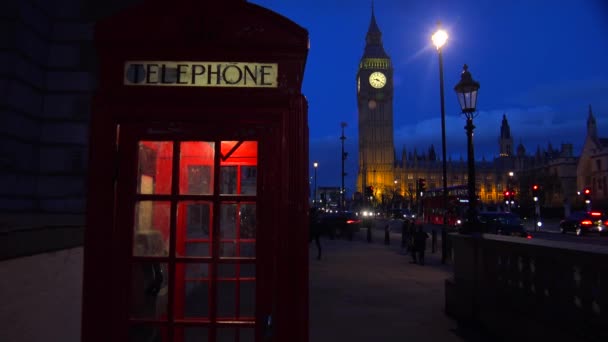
[355,8,590,213]
[577,105,608,208]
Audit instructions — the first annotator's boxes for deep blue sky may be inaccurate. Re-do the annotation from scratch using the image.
[250,0,608,193]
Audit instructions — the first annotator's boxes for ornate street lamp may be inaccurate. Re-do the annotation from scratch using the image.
[454,64,480,232]
[313,162,318,207]
[432,23,449,263]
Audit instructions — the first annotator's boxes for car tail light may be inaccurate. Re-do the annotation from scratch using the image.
[346,219,361,224]
[591,212,602,216]
[604,220,608,226]
[581,220,593,225]
[526,234,532,239]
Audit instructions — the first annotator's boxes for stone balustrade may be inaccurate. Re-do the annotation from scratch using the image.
[446,233,608,341]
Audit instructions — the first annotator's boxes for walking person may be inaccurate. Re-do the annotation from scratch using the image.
[309,208,322,260]
[401,219,408,250]
[413,225,429,265]
[407,222,416,262]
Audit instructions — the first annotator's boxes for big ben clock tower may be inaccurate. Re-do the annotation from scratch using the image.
[357,6,394,197]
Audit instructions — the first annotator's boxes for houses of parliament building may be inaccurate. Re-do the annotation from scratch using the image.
[356,8,606,210]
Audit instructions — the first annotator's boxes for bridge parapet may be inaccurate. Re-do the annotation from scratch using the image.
[446,233,608,341]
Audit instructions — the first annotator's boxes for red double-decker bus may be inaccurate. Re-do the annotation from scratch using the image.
[421,185,477,226]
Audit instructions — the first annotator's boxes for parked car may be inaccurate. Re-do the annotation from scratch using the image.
[559,211,608,236]
[476,212,531,238]
[389,208,417,222]
[318,211,362,239]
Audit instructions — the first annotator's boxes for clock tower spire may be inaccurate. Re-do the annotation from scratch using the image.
[357,5,394,198]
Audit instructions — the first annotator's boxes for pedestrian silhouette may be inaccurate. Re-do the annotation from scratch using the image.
[309,208,322,260]
[401,220,407,249]
[412,225,429,265]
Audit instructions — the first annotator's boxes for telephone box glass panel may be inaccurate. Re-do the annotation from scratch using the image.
[133,201,170,257]
[128,138,258,341]
[137,141,173,195]
[129,261,168,319]
[220,141,257,195]
[219,203,256,258]
[177,201,213,257]
[180,141,215,195]
[175,263,211,319]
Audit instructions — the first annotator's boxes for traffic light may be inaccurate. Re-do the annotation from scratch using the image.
[365,186,374,197]
[504,190,515,202]
[532,184,539,201]
[583,187,591,203]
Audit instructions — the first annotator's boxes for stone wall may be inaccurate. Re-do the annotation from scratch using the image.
[0,0,94,215]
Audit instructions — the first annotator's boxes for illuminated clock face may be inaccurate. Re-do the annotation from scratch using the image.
[369,71,386,89]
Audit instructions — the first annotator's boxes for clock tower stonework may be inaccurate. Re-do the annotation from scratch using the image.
[357,7,394,196]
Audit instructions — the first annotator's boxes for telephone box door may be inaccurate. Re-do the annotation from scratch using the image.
[114,122,278,342]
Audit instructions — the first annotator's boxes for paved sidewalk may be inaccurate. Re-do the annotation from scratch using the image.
[309,227,493,342]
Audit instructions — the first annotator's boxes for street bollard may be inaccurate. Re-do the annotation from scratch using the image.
[384,224,390,245]
[441,228,447,264]
[401,222,407,249]
[432,230,436,253]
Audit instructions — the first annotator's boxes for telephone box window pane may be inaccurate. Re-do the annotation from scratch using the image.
[217,327,236,342]
[240,166,257,195]
[239,204,256,239]
[180,142,215,195]
[220,166,237,194]
[137,141,173,195]
[220,141,258,196]
[240,264,256,278]
[176,263,210,319]
[217,280,237,317]
[239,280,255,317]
[240,243,255,258]
[218,264,236,278]
[239,328,255,342]
[129,262,168,319]
[133,201,170,257]
[177,201,212,257]
[220,242,236,257]
[220,204,237,239]
[220,203,256,258]
[177,327,208,342]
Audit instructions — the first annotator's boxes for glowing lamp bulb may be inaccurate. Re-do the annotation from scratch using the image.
[432,29,448,50]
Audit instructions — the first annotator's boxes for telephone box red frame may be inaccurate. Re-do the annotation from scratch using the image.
[82,1,309,341]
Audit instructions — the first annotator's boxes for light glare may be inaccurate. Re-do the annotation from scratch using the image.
[432,29,448,50]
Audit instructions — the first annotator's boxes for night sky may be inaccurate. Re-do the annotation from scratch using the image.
[249,0,608,194]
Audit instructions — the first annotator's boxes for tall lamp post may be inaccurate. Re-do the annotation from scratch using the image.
[313,162,318,207]
[372,169,376,208]
[432,23,449,263]
[394,179,398,208]
[454,64,480,233]
[507,171,514,212]
[340,122,347,211]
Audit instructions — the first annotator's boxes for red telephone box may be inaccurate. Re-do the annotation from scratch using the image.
[82,1,309,341]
